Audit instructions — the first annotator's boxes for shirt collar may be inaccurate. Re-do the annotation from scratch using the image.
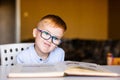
[31,45,49,63]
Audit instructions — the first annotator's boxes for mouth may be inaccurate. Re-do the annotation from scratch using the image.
[44,42,51,47]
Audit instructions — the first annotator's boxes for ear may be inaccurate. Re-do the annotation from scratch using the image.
[33,28,37,37]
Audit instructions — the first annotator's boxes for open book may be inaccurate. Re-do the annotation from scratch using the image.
[8,61,120,78]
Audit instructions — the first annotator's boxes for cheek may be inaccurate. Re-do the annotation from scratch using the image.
[35,34,43,45]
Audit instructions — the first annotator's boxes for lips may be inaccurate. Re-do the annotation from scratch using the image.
[44,41,51,47]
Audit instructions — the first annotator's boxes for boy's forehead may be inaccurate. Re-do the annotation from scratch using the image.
[41,19,53,24]
[38,19,60,29]
[38,19,53,27]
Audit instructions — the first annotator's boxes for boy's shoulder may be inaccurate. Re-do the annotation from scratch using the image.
[54,47,64,52]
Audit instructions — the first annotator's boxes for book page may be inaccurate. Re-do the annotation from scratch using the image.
[62,61,106,71]
[62,61,119,76]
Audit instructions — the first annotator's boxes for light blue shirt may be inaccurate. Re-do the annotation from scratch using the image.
[17,44,65,64]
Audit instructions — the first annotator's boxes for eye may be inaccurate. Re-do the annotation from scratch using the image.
[52,36,59,40]
[43,31,50,35]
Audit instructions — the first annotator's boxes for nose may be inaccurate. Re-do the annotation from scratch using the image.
[47,37,53,43]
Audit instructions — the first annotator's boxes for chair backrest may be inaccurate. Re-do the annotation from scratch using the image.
[0,43,34,66]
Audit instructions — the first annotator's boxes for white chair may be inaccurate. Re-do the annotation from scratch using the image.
[0,43,34,66]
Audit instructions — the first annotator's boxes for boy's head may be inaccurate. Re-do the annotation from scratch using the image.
[33,14,67,54]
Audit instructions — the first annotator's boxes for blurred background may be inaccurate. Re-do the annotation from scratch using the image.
[0,0,120,44]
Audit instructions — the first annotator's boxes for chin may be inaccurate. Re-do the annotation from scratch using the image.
[42,50,50,54]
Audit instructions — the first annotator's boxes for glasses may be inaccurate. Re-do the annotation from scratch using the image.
[36,28,61,45]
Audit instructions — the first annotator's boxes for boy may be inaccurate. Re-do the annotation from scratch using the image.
[17,14,67,64]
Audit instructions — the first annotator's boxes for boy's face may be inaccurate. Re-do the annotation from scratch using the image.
[33,21,64,54]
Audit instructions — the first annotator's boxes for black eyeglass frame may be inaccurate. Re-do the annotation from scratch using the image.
[36,28,62,45]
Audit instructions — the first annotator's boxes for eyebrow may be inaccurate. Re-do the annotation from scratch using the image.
[42,29,61,39]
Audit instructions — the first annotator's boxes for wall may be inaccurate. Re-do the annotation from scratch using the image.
[0,0,16,44]
[21,0,108,41]
[108,0,120,40]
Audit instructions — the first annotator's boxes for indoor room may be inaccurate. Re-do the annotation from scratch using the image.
[0,0,120,79]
